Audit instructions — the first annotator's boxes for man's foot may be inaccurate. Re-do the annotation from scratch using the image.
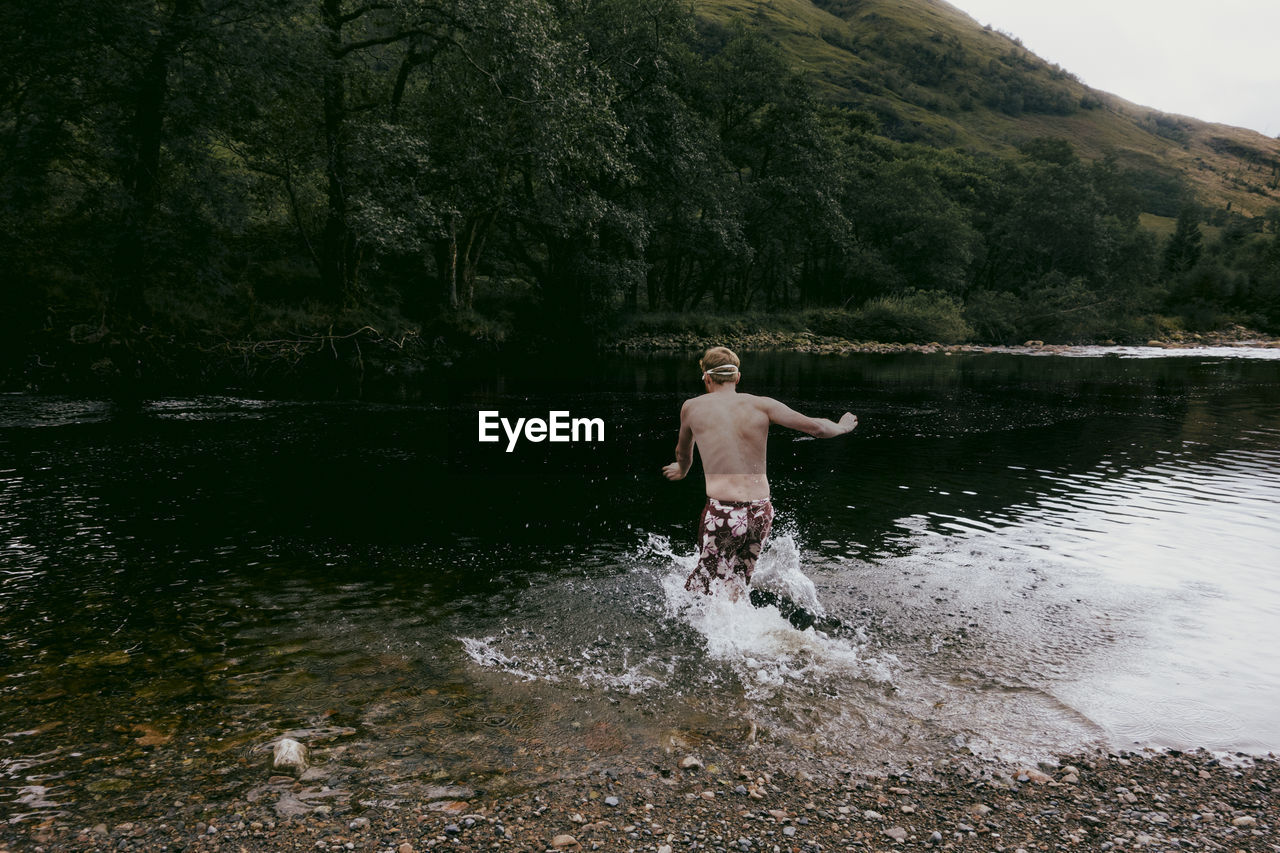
[748,588,817,631]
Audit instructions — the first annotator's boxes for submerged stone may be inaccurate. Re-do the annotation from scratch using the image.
[272,738,308,776]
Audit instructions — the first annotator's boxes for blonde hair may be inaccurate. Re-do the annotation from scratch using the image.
[699,346,741,384]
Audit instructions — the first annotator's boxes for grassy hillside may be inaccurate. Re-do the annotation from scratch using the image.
[698,0,1280,217]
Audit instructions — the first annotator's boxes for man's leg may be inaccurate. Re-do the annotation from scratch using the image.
[685,500,726,594]
[731,499,774,586]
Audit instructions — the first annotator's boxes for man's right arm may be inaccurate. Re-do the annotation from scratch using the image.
[762,398,858,438]
[662,400,696,481]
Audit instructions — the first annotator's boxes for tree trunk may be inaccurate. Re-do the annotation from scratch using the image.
[446,219,459,309]
[320,0,357,305]
[112,0,198,326]
[646,260,661,311]
[390,34,433,122]
[460,210,497,310]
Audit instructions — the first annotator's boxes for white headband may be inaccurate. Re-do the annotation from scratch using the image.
[702,364,739,379]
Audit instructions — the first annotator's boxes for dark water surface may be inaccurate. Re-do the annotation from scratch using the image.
[2,350,1279,822]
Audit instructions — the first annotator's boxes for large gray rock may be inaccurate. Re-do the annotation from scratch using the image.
[272,738,308,776]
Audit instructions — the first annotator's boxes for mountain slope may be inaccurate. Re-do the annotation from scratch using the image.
[699,0,1280,217]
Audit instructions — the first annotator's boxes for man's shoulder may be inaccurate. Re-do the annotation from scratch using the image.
[737,393,779,408]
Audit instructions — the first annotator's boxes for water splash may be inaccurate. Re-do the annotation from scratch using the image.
[459,635,562,685]
[653,529,891,699]
[460,531,894,705]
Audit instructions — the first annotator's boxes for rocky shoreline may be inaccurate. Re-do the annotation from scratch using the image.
[610,325,1280,357]
[6,745,1275,853]
[9,322,1279,396]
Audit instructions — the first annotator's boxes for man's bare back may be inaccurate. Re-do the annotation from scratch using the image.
[662,354,857,500]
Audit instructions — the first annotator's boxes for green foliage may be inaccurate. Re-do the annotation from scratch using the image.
[963,275,1167,344]
[3,0,1278,384]
[963,290,1024,344]
[850,290,973,344]
[798,308,860,339]
[1164,207,1204,274]
[615,311,811,341]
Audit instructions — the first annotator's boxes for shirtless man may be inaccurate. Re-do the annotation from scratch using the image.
[662,346,857,596]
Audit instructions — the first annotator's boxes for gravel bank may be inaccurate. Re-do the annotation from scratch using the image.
[7,747,1275,852]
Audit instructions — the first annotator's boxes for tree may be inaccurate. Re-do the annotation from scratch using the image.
[1164,206,1203,275]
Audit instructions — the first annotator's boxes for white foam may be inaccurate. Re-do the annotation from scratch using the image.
[748,530,826,618]
[460,531,896,699]
[654,529,892,697]
[460,622,673,695]
[460,635,559,684]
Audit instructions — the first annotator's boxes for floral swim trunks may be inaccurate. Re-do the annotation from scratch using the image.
[684,497,774,595]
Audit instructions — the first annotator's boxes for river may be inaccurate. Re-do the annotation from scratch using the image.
[2,348,1278,822]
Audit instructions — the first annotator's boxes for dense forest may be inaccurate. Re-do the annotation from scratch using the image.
[3,0,1280,387]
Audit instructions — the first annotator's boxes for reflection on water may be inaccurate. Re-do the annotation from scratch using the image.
[1,350,1279,823]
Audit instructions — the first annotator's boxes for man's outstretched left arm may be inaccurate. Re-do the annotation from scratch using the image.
[764,399,858,438]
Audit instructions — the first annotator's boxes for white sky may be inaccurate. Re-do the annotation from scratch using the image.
[947,0,1280,137]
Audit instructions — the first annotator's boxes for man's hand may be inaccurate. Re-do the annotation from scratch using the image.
[838,412,858,434]
[662,461,687,481]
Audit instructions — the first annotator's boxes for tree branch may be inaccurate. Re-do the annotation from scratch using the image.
[339,2,394,25]
[336,30,421,58]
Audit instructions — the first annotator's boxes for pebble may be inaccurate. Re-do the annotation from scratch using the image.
[398,844,413,853]
[422,785,476,800]
[863,810,883,820]
[884,826,908,842]
[679,756,703,770]
[550,833,578,848]
[1231,815,1257,827]
[604,796,619,807]
[782,826,796,837]
[929,830,943,844]
[348,818,369,831]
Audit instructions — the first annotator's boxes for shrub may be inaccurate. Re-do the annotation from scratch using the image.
[799,308,860,339]
[614,311,809,339]
[851,289,972,343]
[963,290,1024,344]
